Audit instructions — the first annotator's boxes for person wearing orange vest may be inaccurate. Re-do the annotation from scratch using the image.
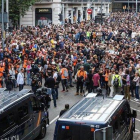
[0,63,4,87]
[75,66,87,96]
[60,64,69,92]
[103,67,110,95]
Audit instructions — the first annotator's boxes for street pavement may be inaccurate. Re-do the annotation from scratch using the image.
[16,84,140,140]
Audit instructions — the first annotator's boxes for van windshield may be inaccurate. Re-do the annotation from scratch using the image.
[56,123,94,140]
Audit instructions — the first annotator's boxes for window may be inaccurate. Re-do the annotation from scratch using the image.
[18,104,28,119]
[0,113,16,135]
[119,111,126,128]
[30,97,40,112]
[113,121,119,139]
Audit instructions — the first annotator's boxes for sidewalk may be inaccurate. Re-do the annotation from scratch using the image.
[134,132,140,140]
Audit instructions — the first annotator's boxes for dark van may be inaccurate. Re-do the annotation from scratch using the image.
[54,94,136,140]
[0,89,49,140]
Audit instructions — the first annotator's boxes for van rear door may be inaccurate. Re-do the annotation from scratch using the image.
[17,99,33,140]
[30,96,42,139]
[55,122,94,140]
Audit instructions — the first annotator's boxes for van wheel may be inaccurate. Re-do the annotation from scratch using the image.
[39,122,46,139]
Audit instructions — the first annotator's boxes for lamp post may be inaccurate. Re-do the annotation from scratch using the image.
[136,0,138,13]
[2,0,4,49]
[6,0,9,30]
[101,0,103,24]
[128,0,129,13]
[62,4,65,25]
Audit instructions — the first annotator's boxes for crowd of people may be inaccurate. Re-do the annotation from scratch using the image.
[0,12,140,108]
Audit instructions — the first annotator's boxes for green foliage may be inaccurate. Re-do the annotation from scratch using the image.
[0,0,40,27]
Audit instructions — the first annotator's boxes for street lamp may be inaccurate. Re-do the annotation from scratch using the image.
[136,0,138,13]
[1,0,4,49]
[128,0,129,13]
[101,0,103,24]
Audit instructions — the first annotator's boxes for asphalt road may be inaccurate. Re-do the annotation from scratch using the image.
[15,84,140,140]
[43,85,83,140]
[40,86,140,140]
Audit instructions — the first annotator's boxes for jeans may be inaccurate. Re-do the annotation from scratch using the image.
[135,86,139,99]
[47,88,56,107]
[61,79,68,91]
[93,86,99,93]
[51,88,57,107]
[19,84,24,91]
[55,88,58,99]
[130,82,134,97]
[105,81,110,95]
[87,81,93,93]
[114,86,121,95]
[27,72,31,85]
[109,86,114,97]
[124,85,130,100]
[69,73,72,85]
[12,79,17,88]
[77,81,84,93]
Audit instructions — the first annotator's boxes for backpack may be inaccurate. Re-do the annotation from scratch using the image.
[113,76,119,87]
[63,69,68,78]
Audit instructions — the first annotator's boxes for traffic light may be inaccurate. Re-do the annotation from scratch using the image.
[58,13,62,21]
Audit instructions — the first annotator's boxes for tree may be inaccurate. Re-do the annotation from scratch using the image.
[0,0,40,28]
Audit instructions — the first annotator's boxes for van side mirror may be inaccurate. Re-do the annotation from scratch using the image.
[132,110,137,118]
[41,103,45,110]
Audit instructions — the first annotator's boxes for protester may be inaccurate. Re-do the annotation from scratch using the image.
[0,11,140,104]
[44,74,57,107]
[60,64,69,92]
[122,69,130,101]
[112,71,122,95]
[93,69,100,92]
[75,66,87,95]
[133,72,140,101]
[17,68,24,91]
[59,104,69,117]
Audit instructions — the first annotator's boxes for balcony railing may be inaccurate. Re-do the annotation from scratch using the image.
[62,0,111,2]
[35,0,53,3]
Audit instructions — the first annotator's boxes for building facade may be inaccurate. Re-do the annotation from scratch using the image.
[20,0,111,26]
[112,0,140,12]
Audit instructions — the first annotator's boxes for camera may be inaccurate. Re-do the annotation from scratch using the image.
[36,87,51,108]
[8,75,12,80]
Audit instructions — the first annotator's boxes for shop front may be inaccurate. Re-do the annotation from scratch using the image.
[35,8,52,26]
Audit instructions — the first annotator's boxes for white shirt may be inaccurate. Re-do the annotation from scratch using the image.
[53,72,58,79]
[9,69,16,79]
[17,72,24,85]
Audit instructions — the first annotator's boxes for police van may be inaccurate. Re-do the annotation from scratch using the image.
[0,88,49,140]
[54,94,136,140]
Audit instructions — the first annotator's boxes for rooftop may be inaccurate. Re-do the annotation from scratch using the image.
[61,94,123,122]
[0,89,31,113]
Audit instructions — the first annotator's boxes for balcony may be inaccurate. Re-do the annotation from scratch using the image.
[114,0,139,2]
[61,0,111,3]
[35,0,53,4]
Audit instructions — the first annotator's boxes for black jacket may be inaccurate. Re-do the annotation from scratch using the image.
[59,109,68,117]
[44,77,55,88]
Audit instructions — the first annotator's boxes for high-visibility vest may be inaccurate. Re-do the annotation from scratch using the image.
[23,60,27,68]
[0,67,4,77]
[73,59,77,66]
[77,70,87,80]
[105,73,109,82]
[0,77,2,88]
[61,68,68,79]
[93,32,96,38]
